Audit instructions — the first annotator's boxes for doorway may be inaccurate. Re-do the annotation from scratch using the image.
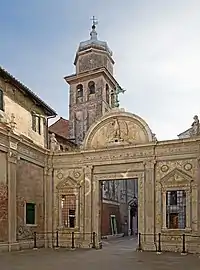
[100,178,138,238]
[110,215,117,235]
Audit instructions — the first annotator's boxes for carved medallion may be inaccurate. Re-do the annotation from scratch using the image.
[161,165,169,173]
[73,170,81,178]
[57,171,64,180]
[184,163,192,171]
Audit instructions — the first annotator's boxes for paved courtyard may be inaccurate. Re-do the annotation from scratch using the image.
[0,237,199,270]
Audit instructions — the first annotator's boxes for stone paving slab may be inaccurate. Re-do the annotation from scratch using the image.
[0,239,199,270]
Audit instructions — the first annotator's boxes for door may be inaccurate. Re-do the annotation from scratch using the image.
[110,215,117,235]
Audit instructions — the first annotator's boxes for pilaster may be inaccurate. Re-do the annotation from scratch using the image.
[44,166,53,248]
[84,165,93,238]
[143,159,156,247]
[7,148,18,251]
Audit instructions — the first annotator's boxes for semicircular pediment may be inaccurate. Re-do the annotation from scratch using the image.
[83,109,154,149]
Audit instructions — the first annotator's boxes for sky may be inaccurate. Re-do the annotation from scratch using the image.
[0,0,200,140]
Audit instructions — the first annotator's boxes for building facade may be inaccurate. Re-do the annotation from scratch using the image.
[0,22,200,254]
[49,117,76,151]
[0,66,56,250]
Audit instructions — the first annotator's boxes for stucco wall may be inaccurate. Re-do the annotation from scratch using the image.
[4,95,45,147]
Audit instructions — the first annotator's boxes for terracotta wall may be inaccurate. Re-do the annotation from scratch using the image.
[101,202,121,236]
[16,159,44,240]
[0,151,8,242]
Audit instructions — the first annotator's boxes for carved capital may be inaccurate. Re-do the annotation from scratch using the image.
[44,167,53,176]
[84,165,94,175]
[8,150,19,164]
[143,159,156,169]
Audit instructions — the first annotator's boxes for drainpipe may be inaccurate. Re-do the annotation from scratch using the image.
[46,115,57,149]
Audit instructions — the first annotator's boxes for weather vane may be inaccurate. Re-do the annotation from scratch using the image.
[91,16,98,27]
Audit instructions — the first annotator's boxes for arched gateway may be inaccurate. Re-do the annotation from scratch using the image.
[50,108,199,252]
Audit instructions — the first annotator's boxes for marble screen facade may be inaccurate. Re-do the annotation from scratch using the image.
[46,109,200,253]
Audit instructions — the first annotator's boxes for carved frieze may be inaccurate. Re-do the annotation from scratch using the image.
[18,143,44,163]
[93,162,143,175]
[156,143,199,156]
[53,147,154,167]
[93,171,142,181]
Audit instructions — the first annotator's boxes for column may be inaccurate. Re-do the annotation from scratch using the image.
[7,149,18,251]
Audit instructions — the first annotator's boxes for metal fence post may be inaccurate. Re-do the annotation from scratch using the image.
[33,232,37,249]
[137,233,142,251]
[56,231,59,248]
[181,234,186,255]
[71,232,75,249]
[157,233,161,253]
[92,232,96,249]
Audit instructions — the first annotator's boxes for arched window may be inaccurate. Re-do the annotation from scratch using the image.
[60,145,64,151]
[106,84,110,104]
[76,84,83,98]
[111,90,115,107]
[88,81,95,94]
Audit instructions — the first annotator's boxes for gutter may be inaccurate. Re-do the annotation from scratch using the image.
[46,115,57,149]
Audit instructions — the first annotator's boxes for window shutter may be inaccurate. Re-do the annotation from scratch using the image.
[38,117,41,134]
[32,114,36,131]
[0,89,4,111]
[26,203,35,224]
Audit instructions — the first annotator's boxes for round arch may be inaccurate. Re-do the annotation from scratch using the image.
[83,109,154,149]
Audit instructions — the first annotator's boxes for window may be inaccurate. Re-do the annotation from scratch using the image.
[32,113,41,134]
[26,203,36,225]
[166,190,186,229]
[106,84,110,104]
[111,90,115,107]
[88,81,95,94]
[0,89,4,111]
[61,194,76,228]
[76,84,83,98]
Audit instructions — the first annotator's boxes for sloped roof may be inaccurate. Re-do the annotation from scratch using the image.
[0,66,56,116]
[49,117,69,139]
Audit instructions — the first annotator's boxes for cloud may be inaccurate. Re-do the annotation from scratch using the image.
[1,0,200,140]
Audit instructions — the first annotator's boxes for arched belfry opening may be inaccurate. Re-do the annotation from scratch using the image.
[88,81,95,94]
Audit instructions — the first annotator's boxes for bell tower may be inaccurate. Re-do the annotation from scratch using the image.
[64,17,125,145]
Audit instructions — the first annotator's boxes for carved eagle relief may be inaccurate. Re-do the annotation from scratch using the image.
[105,118,129,143]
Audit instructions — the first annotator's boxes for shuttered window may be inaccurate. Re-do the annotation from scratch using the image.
[0,89,4,111]
[26,203,36,225]
[32,113,41,134]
